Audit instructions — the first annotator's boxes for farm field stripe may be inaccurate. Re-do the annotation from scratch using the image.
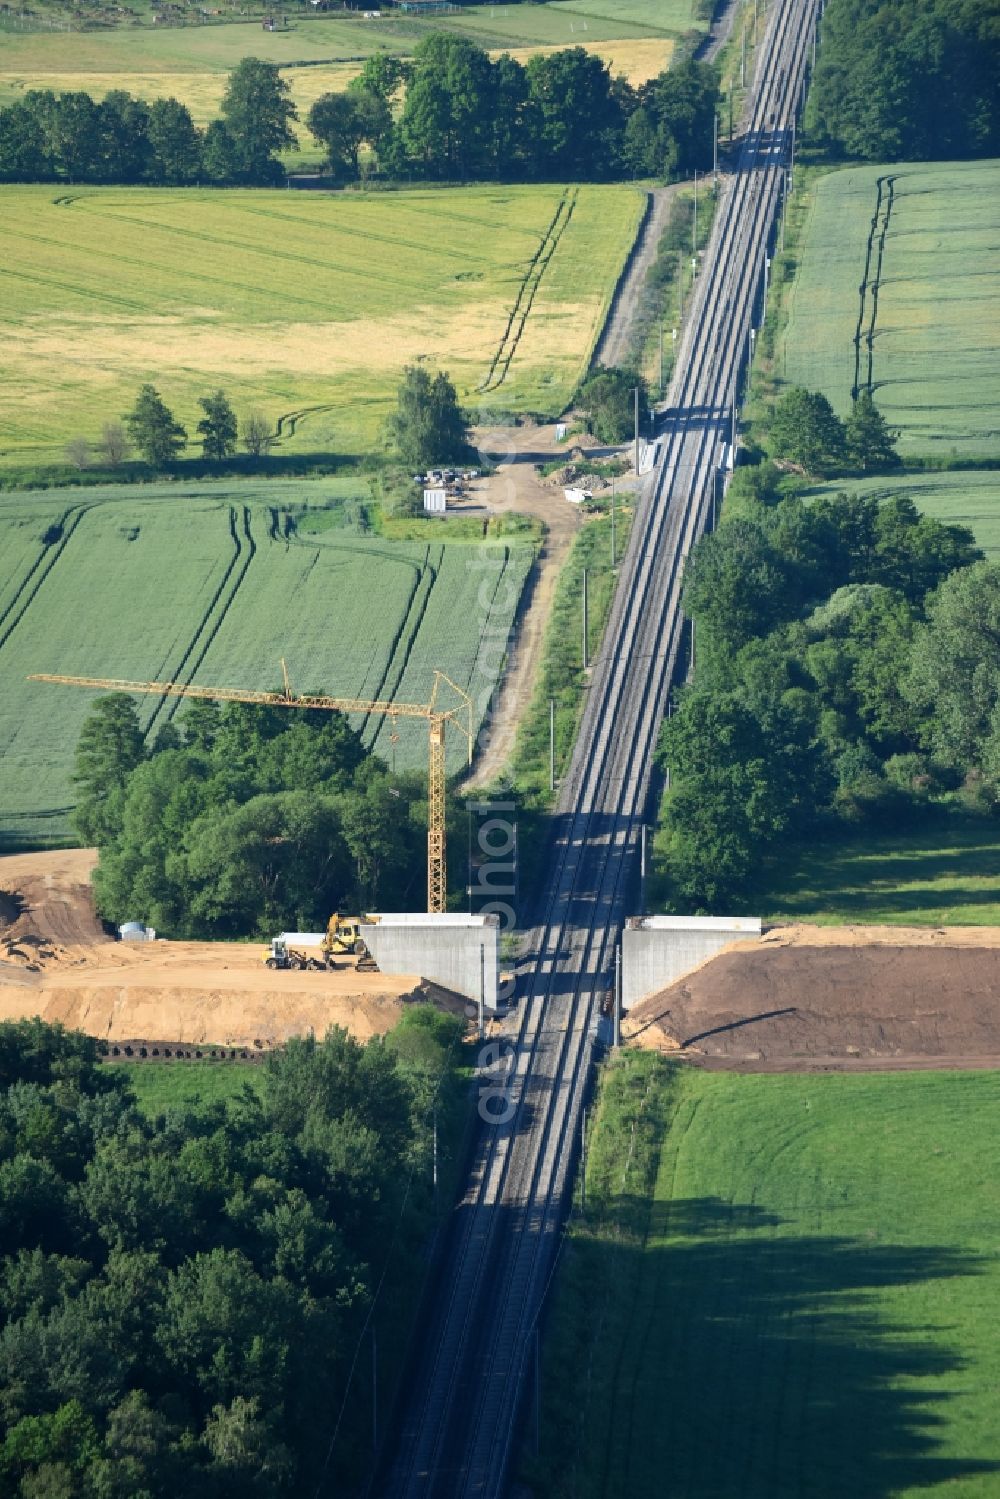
[0,506,88,656]
[0,505,75,633]
[160,505,260,728]
[356,551,427,739]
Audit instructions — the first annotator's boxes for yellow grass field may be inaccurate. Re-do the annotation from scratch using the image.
[0,182,644,468]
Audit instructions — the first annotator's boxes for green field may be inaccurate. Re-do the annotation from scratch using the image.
[803,470,1000,557]
[527,1055,1000,1497]
[0,480,533,844]
[0,182,643,470]
[777,160,1000,460]
[121,1059,263,1114]
[755,817,1000,927]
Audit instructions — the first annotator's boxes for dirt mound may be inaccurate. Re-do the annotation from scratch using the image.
[0,850,453,1048]
[627,936,1000,1071]
[0,848,107,949]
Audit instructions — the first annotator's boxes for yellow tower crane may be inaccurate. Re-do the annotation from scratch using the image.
[28,666,474,914]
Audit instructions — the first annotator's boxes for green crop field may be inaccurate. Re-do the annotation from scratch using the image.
[527,1055,1000,1497]
[0,182,643,471]
[755,817,1000,927]
[802,470,1000,557]
[0,480,533,845]
[776,160,1000,460]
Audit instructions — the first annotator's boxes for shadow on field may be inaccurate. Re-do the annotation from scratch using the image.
[549,1198,998,1498]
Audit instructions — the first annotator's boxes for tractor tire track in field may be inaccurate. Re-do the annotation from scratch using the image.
[0,506,88,657]
[142,506,256,736]
[162,505,259,726]
[362,546,439,743]
[853,174,896,398]
[479,188,578,394]
[272,404,337,443]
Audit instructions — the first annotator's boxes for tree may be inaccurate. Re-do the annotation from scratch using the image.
[71,694,146,845]
[768,385,847,474]
[241,410,274,459]
[525,47,623,178]
[845,389,900,472]
[0,101,53,182]
[657,688,825,906]
[386,365,468,469]
[64,438,89,471]
[97,91,151,183]
[350,53,410,104]
[395,34,497,179]
[682,517,795,676]
[575,366,649,444]
[100,421,130,467]
[197,390,238,461]
[124,385,186,467]
[307,90,390,180]
[146,97,202,185]
[905,561,1000,767]
[216,58,296,185]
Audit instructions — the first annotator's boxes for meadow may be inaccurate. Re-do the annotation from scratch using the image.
[0,482,533,844]
[757,816,1000,927]
[803,470,1000,557]
[776,160,1000,460]
[121,1059,262,1115]
[526,1054,1000,1497]
[0,182,644,471]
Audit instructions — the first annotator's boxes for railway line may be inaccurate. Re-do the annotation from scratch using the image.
[381,1,821,1491]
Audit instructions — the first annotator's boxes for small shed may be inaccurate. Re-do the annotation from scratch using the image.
[423,488,447,513]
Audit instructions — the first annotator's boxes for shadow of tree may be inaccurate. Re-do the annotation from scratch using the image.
[533,1196,997,1498]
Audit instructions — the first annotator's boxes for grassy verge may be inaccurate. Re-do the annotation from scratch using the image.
[522,1053,1000,1497]
[512,504,635,806]
[633,181,719,397]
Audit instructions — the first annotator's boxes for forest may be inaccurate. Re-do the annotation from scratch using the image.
[657,463,999,905]
[0,1011,468,1496]
[806,0,1000,161]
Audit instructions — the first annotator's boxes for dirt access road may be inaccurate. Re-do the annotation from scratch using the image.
[0,849,445,1048]
[626,922,1000,1072]
[461,420,630,789]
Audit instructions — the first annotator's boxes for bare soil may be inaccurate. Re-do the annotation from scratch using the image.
[625,923,1000,1072]
[0,849,455,1048]
[462,421,585,789]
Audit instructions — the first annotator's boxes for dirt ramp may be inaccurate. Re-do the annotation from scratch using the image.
[0,978,421,1049]
[0,848,106,948]
[627,942,1000,1071]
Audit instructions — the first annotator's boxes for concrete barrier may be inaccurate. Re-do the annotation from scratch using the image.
[622,915,762,1011]
[362,913,500,1011]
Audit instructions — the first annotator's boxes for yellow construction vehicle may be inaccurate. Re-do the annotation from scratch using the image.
[261,916,380,973]
[324,914,379,971]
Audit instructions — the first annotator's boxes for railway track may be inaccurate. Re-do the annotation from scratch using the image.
[381,2,821,1492]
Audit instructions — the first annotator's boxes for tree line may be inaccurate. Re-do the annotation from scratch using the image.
[74,691,431,937]
[0,45,719,187]
[0,58,295,186]
[806,0,1000,161]
[0,1010,467,1496]
[312,41,718,183]
[658,463,996,905]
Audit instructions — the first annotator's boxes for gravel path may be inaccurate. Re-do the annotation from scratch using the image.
[592,186,678,370]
